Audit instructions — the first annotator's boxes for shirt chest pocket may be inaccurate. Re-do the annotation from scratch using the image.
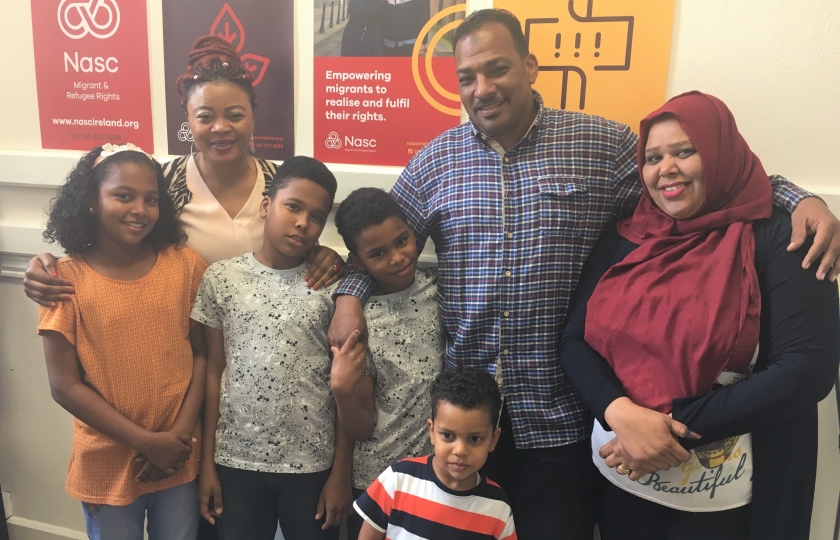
[537,177,589,235]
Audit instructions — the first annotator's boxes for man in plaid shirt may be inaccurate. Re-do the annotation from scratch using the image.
[330,9,840,539]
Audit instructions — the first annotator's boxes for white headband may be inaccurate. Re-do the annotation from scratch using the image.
[93,143,153,167]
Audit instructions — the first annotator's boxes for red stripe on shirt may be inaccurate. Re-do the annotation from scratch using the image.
[393,490,509,537]
[367,478,393,516]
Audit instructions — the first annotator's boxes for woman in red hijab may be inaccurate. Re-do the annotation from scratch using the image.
[559,91,839,540]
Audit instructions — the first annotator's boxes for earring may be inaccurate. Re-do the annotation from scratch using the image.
[190,141,197,155]
[89,207,94,214]
[250,134,256,154]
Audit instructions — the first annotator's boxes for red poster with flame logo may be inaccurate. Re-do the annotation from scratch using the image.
[30,0,154,151]
[314,1,466,167]
[162,1,294,160]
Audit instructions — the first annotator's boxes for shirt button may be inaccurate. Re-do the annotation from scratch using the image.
[507,232,513,239]
[503,349,510,355]
[505,271,512,277]
[504,157,510,163]
[503,311,510,317]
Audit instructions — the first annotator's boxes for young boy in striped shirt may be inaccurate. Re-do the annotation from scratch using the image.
[353,367,517,540]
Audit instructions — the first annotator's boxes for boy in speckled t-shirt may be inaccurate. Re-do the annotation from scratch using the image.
[191,157,359,539]
[333,188,445,540]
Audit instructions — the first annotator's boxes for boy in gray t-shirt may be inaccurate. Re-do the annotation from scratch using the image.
[332,188,444,540]
[192,157,354,539]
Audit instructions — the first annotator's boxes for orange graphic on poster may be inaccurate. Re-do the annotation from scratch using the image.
[494,0,676,132]
[412,3,467,116]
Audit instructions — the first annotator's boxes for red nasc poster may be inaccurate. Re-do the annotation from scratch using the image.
[30,0,154,152]
[314,1,465,167]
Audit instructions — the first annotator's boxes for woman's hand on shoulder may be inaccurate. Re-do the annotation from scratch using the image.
[23,253,74,307]
[602,397,699,479]
[305,246,345,290]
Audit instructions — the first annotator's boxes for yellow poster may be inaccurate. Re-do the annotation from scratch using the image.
[493,0,676,132]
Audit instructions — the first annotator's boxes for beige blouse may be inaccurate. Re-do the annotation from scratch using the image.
[179,155,266,264]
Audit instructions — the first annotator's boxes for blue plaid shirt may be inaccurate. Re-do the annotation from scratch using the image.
[336,91,810,448]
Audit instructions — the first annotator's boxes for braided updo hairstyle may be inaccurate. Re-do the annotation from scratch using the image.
[175,35,258,110]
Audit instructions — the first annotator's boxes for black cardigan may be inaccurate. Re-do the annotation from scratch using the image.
[559,208,840,540]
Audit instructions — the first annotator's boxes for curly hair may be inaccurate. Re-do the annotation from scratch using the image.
[43,147,186,254]
[175,34,258,111]
[335,188,408,254]
[430,367,502,428]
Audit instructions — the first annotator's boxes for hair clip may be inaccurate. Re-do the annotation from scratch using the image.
[222,62,229,68]
[193,74,199,79]
[93,143,153,168]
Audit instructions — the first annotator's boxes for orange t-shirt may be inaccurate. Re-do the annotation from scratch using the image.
[38,246,207,506]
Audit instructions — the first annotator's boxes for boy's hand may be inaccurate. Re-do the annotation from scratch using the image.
[139,431,194,474]
[330,330,367,395]
[199,465,224,524]
[315,468,352,529]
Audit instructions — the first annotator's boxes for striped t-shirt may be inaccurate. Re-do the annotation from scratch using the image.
[353,455,517,540]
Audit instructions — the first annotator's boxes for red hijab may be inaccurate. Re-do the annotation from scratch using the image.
[584,91,773,414]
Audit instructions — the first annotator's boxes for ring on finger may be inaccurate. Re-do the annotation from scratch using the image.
[615,464,631,476]
[333,262,343,273]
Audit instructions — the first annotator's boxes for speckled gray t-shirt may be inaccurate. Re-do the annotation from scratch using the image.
[191,254,335,473]
[353,267,444,488]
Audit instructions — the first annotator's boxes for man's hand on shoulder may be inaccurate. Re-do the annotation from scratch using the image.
[789,197,840,281]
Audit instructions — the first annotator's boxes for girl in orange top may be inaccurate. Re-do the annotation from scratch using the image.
[38,144,208,540]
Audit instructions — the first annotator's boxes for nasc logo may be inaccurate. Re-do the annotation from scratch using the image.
[58,0,120,40]
[60,0,121,73]
[325,132,377,151]
[325,131,342,149]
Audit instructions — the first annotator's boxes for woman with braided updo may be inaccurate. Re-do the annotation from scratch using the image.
[23,35,353,536]
[165,34,266,265]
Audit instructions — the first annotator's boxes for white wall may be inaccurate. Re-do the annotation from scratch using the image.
[1,0,839,538]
